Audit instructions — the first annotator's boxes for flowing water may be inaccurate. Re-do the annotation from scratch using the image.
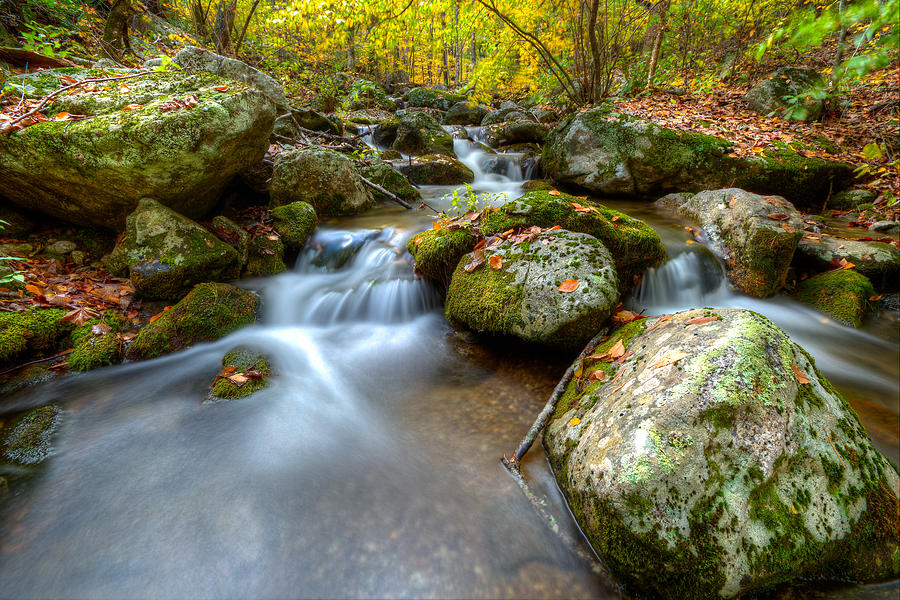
[0,130,896,598]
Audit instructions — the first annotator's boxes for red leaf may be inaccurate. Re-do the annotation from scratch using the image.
[558,278,579,292]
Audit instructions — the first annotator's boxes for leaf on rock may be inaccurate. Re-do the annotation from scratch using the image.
[548,190,561,196]
[488,255,502,270]
[463,249,485,272]
[791,364,810,384]
[213,85,229,92]
[611,309,641,324]
[653,350,689,368]
[607,339,625,359]
[568,417,581,427]
[766,213,789,220]
[588,370,608,382]
[684,316,720,325]
[558,278,579,292]
[122,104,143,111]
[61,306,99,327]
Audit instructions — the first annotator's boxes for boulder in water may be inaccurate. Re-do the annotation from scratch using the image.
[794,270,875,327]
[795,235,899,289]
[445,229,619,349]
[126,282,259,361]
[543,308,900,598]
[745,67,826,123]
[407,228,477,285]
[443,101,491,126]
[356,161,422,204]
[110,199,241,301]
[391,111,454,156]
[244,234,286,277]
[207,346,272,402]
[661,188,803,297]
[398,154,475,185]
[270,148,374,216]
[68,312,127,372]
[0,405,61,466]
[485,121,550,146]
[0,69,275,228]
[270,201,317,251]
[407,87,465,111]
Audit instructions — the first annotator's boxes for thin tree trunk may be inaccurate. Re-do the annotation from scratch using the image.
[441,12,449,86]
[101,0,135,61]
[346,26,356,71]
[191,0,209,39]
[454,0,460,86]
[234,0,261,53]
[646,1,669,87]
[831,0,847,88]
[213,0,237,55]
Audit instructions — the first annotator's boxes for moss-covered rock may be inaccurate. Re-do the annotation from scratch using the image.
[794,270,875,327]
[521,179,555,191]
[828,189,877,211]
[356,161,422,204]
[208,346,272,401]
[68,312,128,372]
[211,215,250,267]
[481,190,666,288]
[407,228,477,285]
[391,111,453,156]
[446,229,619,349]
[270,148,374,216]
[125,282,259,361]
[744,67,826,123]
[543,308,900,599]
[443,101,491,126]
[244,234,286,277]
[114,198,241,300]
[542,108,854,208]
[485,121,549,146]
[0,69,275,228]
[340,108,393,126]
[292,107,344,133]
[664,188,803,297]
[270,201,317,251]
[795,236,899,290]
[0,308,73,366]
[0,405,62,466]
[407,87,465,111]
[398,154,475,185]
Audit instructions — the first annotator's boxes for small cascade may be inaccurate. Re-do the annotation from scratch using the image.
[358,124,378,150]
[450,129,526,198]
[634,247,726,311]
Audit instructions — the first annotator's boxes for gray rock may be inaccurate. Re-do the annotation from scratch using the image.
[745,67,826,122]
[796,235,899,286]
[211,215,250,267]
[830,188,877,210]
[392,111,454,156]
[443,101,490,126]
[869,220,899,234]
[397,154,474,185]
[45,240,76,255]
[355,161,421,204]
[270,148,374,216]
[544,308,900,598]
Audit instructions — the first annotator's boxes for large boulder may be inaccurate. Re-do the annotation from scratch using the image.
[0,69,275,228]
[126,282,259,361]
[544,309,900,599]
[794,270,875,327]
[391,111,454,156]
[356,161,422,204]
[270,148,374,216]
[109,198,241,300]
[445,229,619,349]
[542,108,854,208]
[659,188,803,297]
[172,45,289,113]
[482,190,666,288]
[795,235,899,289]
[443,101,491,126]
[407,87,465,111]
[397,154,474,185]
[745,67,826,123]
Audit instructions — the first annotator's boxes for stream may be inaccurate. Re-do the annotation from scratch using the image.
[0,130,896,598]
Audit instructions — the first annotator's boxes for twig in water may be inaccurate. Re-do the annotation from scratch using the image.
[0,350,73,377]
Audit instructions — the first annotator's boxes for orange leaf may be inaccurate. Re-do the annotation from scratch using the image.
[473,239,486,250]
[588,370,608,382]
[548,190,561,196]
[25,284,43,296]
[52,112,71,121]
[869,295,882,301]
[119,84,130,92]
[122,104,143,111]
[413,237,422,246]
[611,216,619,222]
[767,213,789,220]
[791,364,810,384]
[611,310,641,324]
[183,94,199,108]
[558,278,579,292]
[684,316,720,326]
[653,350,690,368]
[488,255,502,270]
[213,85,229,92]
[607,339,625,359]
[840,258,855,270]
[227,373,249,385]
[546,225,561,231]
[432,221,442,230]
[149,313,163,323]
[500,228,515,238]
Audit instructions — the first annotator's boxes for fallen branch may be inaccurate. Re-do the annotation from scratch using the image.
[0,349,73,377]
[0,47,77,69]
[358,174,413,209]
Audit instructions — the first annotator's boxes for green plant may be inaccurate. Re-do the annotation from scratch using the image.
[0,220,25,287]
[20,22,72,59]
[443,185,508,218]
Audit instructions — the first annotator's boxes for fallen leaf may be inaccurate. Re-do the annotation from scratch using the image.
[607,339,625,359]
[653,350,690,368]
[548,190,561,196]
[791,364,810,384]
[122,104,143,111]
[149,313,164,323]
[839,258,855,270]
[183,94,199,108]
[413,237,422,246]
[227,373,249,385]
[684,316,720,325]
[869,295,882,301]
[463,249,485,272]
[213,85,229,91]
[685,240,696,244]
[91,322,111,335]
[588,370,608,382]
[568,417,581,427]
[431,221,442,230]
[25,284,43,296]
[766,213,789,220]
[500,228,515,238]
[488,255,502,269]
[472,239,485,251]
[119,84,129,92]
[611,309,641,324]
[558,278,579,292]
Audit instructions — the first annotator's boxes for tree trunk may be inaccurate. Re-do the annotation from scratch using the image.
[454,0,461,86]
[101,0,135,61]
[213,0,237,55]
[346,26,356,71]
[832,0,847,88]
[191,0,209,39]
[234,0,261,53]
[646,0,669,88]
[441,12,449,86]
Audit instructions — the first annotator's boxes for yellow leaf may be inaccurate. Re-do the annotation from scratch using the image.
[568,417,581,427]
[653,350,690,368]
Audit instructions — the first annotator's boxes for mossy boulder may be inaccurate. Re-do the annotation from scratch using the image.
[210,215,250,267]
[270,201,317,251]
[407,87,465,111]
[356,161,422,204]
[113,198,241,300]
[407,228,477,285]
[1,405,62,466]
[542,108,854,208]
[68,312,128,372]
[544,308,900,599]
[794,270,875,327]
[745,67,826,123]
[125,282,259,361]
[445,229,619,349]
[0,308,74,366]
[0,69,275,228]
[829,189,877,211]
[481,190,666,288]
[795,236,899,290]
[340,108,393,126]
[270,148,374,216]
[341,78,395,111]
[663,188,803,297]
[390,111,453,156]
[398,154,474,185]
[208,346,273,401]
[243,234,286,277]
[485,121,549,146]
[443,101,491,126]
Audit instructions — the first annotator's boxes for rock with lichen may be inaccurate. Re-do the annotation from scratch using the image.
[110,198,241,300]
[243,234,286,277]
[207,346,272,402]
[374,111,454,157]
[445,229,619,349]
[397,154,474,185]
[68,312,128,372]
[661,188,803,297]
[544,308,900,599]
[794,270,875,327]
[795,236,899,290]
[270,148,374,216]
[0,68,275,228]
[125,282,258,361]
[355,161,422,205]
[406,87,464,111]
[270,201,318,251]
[744,67,826,123]
[1,405,62,466]
[407,228,476,285]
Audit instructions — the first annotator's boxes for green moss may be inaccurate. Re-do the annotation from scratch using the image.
[270,202,318,251]
[244,235,286,277]
[126,283,259,361]
[68,312,128,372]
[340,79,394,111]
[356,162,422,204]
[407,228,476,285]
[209,346,272,400]
[407,87,464,110]
[0,308,73,365]
[1,405,61,466]
[444,259,525,336]
[794,270,875,328]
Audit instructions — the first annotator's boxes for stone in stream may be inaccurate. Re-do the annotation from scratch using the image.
[481,190,666,289]
[543,308,900,599]
[125,282,259,361]
[340,108,393,126]
[269,148,374,216]
[0,69,275,228]
[211,215,250,267]
[0,404,62,466]
[795,235,899,289]
[443,101,491,126]
[207,346,273,402]
[406,87,465,111]
[744,67,827,123]
[269,201,318,251]
[355,160,422,205]
[407,228,477,285]
[445,229,619,350]
[483,121,550,146]
[68,312,128,372]
[397,154,475,186]
[659,188,803,298]
[794,270,875,328]
[340,78,395,112]
[541,107,854,208]
[375,111,453,157]
[107,199,241,301]
[243,234,286,277]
